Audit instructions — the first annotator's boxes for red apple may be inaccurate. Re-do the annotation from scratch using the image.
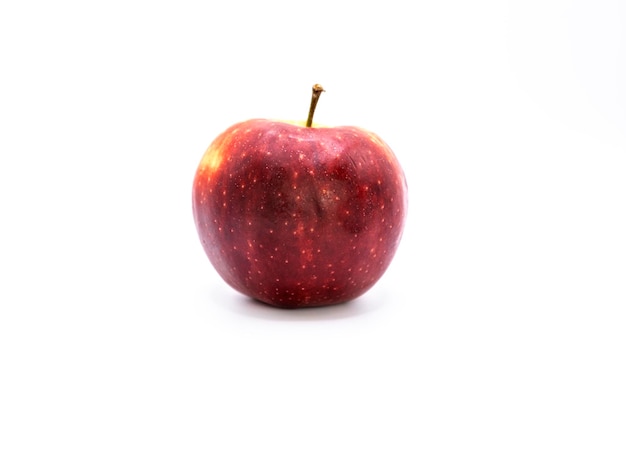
[192,85,407,308]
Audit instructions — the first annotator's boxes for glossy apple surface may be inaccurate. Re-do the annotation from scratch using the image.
[192,119,407,308]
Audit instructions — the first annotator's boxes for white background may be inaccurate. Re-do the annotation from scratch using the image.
[1,0,625,448]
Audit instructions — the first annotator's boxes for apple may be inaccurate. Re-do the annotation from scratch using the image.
[192,85,407,308]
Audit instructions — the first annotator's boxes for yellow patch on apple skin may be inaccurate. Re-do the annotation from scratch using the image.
[275,119,329,128]
[199,145,225,173]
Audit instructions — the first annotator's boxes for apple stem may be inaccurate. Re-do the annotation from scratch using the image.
[306,84,325,127]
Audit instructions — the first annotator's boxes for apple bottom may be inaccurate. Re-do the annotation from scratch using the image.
[204,224,397,308]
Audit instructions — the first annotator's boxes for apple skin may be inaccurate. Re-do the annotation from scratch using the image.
[192,119,407,308]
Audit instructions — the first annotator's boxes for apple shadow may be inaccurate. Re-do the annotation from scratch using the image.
[211,284,387,321]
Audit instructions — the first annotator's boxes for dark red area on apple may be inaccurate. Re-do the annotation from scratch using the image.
[193,119,407,308]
